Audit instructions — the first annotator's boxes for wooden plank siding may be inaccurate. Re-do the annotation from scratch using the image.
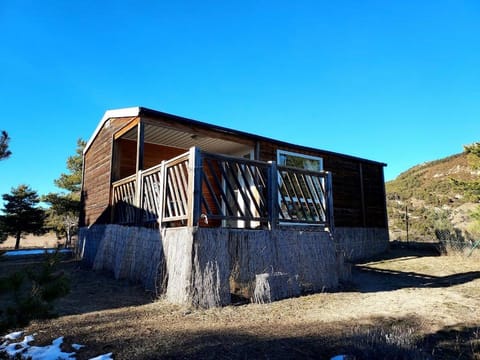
[81,116,138,226]
[257,140,387,228]
[113,139,186,181]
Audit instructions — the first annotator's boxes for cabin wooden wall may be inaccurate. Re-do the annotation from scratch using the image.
[113,139,186,181]
[80,117,137,227]
[258,141,387,229]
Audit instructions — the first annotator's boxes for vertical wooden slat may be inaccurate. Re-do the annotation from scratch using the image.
[187,147,202,227]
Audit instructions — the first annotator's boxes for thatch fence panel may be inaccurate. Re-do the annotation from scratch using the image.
[225,229,340,300]
[273,230,338,292]
[191,228,231,308]
[79,224,389,307]
[161,227,195,304]
[335,227,389,261]
[82,225,163,292]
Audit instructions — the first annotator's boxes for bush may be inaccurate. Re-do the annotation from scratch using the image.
[0,251,70,332]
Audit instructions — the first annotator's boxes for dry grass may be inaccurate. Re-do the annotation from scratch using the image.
[0,233,60,250]
[1,246,480,359]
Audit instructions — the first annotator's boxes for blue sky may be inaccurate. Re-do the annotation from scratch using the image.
[1,0,479,202]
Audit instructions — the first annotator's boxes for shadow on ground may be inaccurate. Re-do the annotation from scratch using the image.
[55,261,154,315]
[68,315,479,360]
[353,266,480,293]
[0,256,154,316]
[350,244,480,293]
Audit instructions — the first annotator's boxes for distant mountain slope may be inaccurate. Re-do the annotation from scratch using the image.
[386,149,480,242]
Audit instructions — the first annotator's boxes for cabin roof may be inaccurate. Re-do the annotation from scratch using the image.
[84,106,387,167]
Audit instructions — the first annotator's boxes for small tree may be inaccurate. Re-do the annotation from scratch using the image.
[43,193,79,247]
[0,130,12,161]
[0,185,45,249]
[0,250,70,332]
[43,139,85,246]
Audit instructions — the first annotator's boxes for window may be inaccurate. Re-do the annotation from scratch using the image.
[277,150,325,223]
[277,150,323,171]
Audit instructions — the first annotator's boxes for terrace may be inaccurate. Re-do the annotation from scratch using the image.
[110,147,334,232]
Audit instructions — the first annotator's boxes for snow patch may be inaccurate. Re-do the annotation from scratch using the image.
[0,332,111,360]
[89,353,113,360]
[4,331,23,340]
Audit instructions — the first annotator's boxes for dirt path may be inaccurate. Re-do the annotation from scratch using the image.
[4,247,480,359]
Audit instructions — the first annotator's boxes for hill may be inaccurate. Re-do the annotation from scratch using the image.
[386,147,480,243]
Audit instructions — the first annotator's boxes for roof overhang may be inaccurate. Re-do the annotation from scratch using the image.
[84,107,141,155]
[117,121,253,155]
[84,106,387,167]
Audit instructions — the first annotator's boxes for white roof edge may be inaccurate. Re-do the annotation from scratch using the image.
[83,107,141,155]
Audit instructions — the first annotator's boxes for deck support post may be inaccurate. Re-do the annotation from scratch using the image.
[134,121,145,225]
[359,163,366,227]
[187,147,202,227]
[267,161,278,230]
[135,170,143,224]
[157,160,166,227]
[326,171,335,235]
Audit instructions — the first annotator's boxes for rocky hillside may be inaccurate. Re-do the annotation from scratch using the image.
[386,147,480,242]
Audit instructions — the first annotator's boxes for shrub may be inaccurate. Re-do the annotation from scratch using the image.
[0,251,70,332]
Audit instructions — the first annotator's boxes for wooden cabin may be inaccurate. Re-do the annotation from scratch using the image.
[79,107,389,307]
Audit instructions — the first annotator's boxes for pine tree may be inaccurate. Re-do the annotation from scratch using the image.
[0,130,11,161]
[0,185,46,249]
[43,139,85,246]
[0,250,70,332]
[54,138,85,193]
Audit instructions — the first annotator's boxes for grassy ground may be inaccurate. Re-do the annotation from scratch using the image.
[0,233,61,250]
[1,246,480,359]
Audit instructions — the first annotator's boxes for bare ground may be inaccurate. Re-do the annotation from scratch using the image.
[2,246,480,359]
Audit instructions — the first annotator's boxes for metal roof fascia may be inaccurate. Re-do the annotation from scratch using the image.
[83,107,141,154]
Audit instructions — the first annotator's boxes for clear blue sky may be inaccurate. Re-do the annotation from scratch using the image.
[1,1,479,203]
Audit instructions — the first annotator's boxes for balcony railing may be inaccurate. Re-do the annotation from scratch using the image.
[111,147,334,231]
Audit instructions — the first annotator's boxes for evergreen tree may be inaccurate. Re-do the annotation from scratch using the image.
[0,130,11,161]
[0,250,70,332]
[54,138,85,193]
[0,185,45,249]
[43,139,85,246]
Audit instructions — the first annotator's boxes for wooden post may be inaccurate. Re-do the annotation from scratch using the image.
[136,121,145,173]
[135,121,145,224]
[267,161,278,230]
[326,172,335,235]
[380,166,389,232]
[359,163,367,227]
[187,147,202,227]
[135,170,143,224]
[157,160,166,227]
